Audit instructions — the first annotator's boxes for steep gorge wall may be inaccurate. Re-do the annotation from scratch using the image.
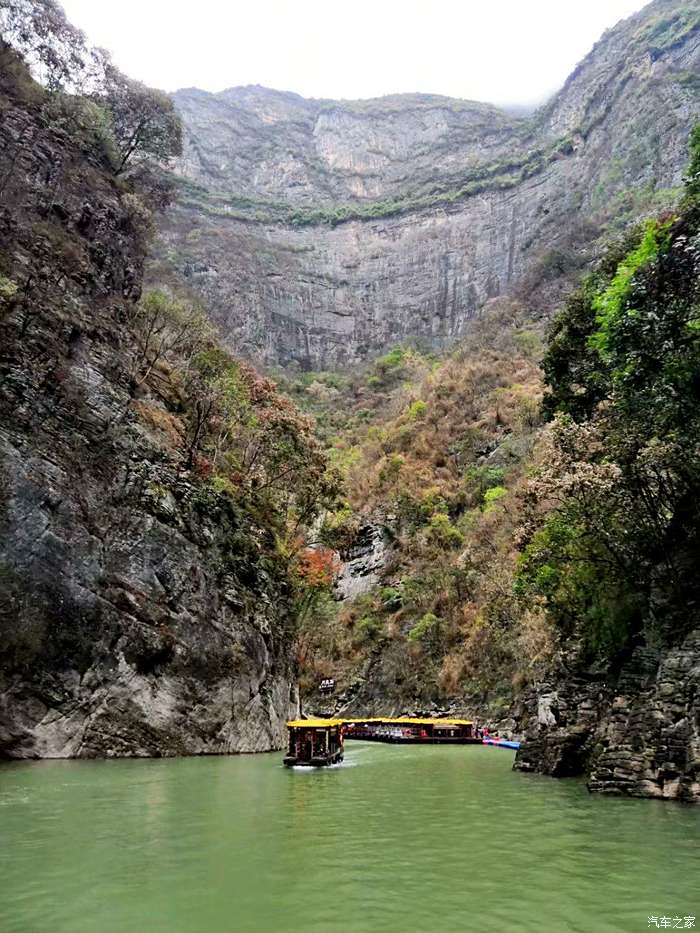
[0,54,297,759]
[513,630,700,802]
[157,0,700,368]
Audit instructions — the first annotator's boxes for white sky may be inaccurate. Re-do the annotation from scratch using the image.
[60,0,648,105]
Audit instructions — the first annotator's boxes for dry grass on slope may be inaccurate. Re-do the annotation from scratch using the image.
[335,300,544,510]
[301,301,559,707]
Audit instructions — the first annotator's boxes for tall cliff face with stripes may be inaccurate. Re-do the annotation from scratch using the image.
[156,0,700,368]
[0,46,298,759]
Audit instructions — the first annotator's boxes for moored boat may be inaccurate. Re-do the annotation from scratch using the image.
[342,717,481,744]
[284,719,344,767]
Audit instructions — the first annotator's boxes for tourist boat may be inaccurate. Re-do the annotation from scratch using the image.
[342,717,481,744]
[284,719,344,767]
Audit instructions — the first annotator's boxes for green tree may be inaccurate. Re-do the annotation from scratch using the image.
[682,122,700,204]
[0,3,182,175]
[99,62,182,174]
[407,612,442,654]
[131,290,211,387]
[524,129,700,655]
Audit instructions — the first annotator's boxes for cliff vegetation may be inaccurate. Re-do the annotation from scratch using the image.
[290,130,700,803]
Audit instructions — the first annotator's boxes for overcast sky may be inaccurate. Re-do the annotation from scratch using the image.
[60,0,647,105]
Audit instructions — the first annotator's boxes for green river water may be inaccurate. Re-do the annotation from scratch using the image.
[1,742,698,933]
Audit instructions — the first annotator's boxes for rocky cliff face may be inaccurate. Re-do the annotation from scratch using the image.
[513,630,700,802]
[157,0,700,368]
[0,52,297,759]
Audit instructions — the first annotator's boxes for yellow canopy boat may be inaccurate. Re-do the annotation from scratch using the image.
[284,719,344,767]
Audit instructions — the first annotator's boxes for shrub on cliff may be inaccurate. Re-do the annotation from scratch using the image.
[130,290,342,545]
[683,123,700,204]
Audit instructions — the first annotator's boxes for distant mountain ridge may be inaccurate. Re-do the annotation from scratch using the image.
[155,0,700,367]
[172,84,525,205]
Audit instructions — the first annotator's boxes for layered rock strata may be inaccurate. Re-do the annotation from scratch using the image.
[158,0,700,367]
[513,632,700,802]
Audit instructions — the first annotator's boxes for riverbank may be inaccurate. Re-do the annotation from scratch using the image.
[303,625,700,802]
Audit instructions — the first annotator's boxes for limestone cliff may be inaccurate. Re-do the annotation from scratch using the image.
[0,50,297,758]
[157,0,700,368]
[513,631,700,802]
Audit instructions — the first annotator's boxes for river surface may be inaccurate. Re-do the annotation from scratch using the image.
[1,742,698,933]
